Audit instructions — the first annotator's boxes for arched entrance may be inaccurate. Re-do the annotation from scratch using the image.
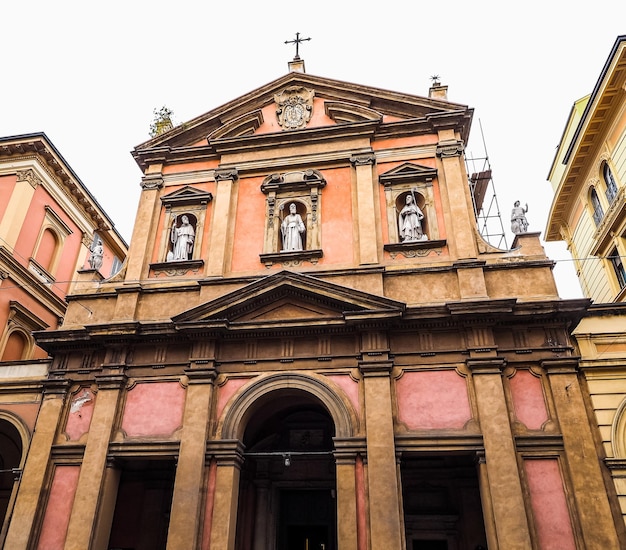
[0,417,26,545]
[223,374,355,550]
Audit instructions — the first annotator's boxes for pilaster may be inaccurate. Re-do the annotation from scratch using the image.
[436,137,478,259]
[543,358,621,547]
[207,439,245,550]
[350,153,379,265]
[359,345,403,550]
[63,374,127,550]
[333,438,365,550]
[206,168,238,276]
[467,358,532,548]
[123,171,164,284]
[166,366,217,550]
[3,379,69,550]
[0,169,40,249]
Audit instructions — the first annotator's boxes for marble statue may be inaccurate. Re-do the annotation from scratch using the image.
[398,194,426,242]
[511,201,529,234]
[170,215,195,260]
[88,242,103,271]
[281,203,305,251]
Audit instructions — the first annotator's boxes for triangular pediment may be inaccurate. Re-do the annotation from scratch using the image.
[160,185,213,206]
[132,72,470,167]
[172,270,405,329]
[379,162,438,185]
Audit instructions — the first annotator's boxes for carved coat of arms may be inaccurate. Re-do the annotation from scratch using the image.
[274,86,314,130]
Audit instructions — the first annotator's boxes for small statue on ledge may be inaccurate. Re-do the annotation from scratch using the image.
[88,242,103,271]
[511,201,529,234]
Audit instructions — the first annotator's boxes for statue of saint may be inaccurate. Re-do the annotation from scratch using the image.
[511,201,529,234]
[398,194,425,242]
[170,215,195,261]
[88,242,103,271]
[281,203,306,251]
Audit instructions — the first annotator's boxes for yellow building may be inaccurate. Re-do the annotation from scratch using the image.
[546,34,626,527]
[2,57,624,549]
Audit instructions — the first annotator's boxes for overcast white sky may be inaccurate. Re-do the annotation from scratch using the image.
[3,1,625,298]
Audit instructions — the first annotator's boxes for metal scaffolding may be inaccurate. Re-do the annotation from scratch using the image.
[465,120,508,250]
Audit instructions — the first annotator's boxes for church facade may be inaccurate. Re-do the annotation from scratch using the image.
[2,60,624,549]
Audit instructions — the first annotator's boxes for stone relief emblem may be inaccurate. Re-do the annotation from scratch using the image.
[275,86,314,130]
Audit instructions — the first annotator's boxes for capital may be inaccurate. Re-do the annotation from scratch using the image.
[350,152,376,167]
[214,167,239,182]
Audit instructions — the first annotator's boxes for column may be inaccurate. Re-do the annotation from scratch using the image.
[91,458,121,550]
[4,380,69,550]
[207,439,244,550]
[206,168,238,276]
[350,153,379,265]
[475,452,499,550]
[436,137,478,259]
[166,367,216,550]
[543,358,621,547]
[467,358,532,549]
[359,357,403,550]
[63,374,126,550]
[334,438,364,550]
[252,479,270,550]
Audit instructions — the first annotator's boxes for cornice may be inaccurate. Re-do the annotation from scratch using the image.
[0,138,116,236]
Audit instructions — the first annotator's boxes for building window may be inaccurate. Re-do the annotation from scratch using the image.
[609,248,626,289]
[590,187,604,226]
[604,163,618,203]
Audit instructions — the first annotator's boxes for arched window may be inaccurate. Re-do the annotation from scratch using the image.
[604,163,618,203]
[590,187,604,227]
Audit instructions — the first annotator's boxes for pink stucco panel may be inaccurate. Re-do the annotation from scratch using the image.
[216,378,251,420]
[325,374,360,415]
[36,465,80,550]
[65,387,95,441]
[509,370,548,430]
[121,382,186,437]
[525,459,576,549]
[396,370,471,430]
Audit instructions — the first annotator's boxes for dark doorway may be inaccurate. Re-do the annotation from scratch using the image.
[279,489,333,550]
[402,453,488,550]
[0,420,22,544]
[107,459,175,550]
[234,391,337,550]
[413,540,449,550]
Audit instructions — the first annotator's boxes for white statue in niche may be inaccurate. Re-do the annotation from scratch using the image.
[281,203,306,251]
[169,215,195,261]
[398,193,427,242]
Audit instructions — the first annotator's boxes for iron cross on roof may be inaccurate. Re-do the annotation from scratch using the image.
[285,32,311,60]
